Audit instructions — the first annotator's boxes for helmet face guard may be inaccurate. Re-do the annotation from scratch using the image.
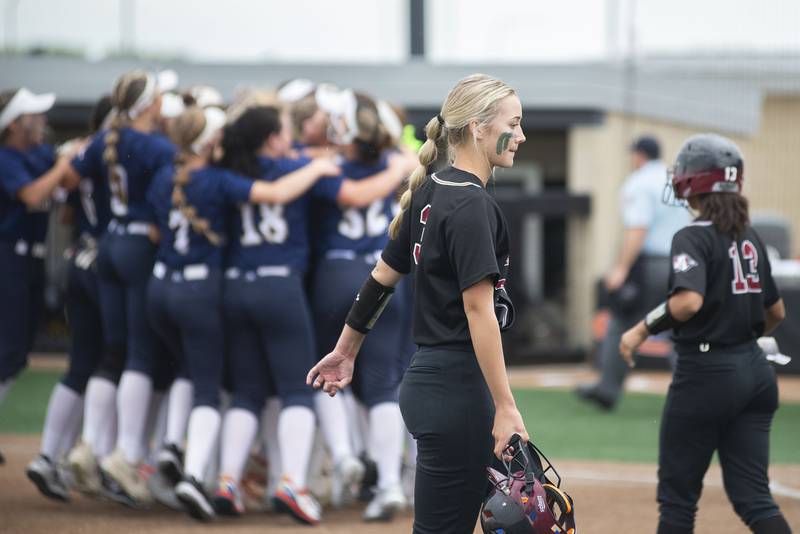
[480,435,577,534]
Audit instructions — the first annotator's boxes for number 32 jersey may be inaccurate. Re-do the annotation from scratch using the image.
[313,155,394,258]
[668,220,780,345]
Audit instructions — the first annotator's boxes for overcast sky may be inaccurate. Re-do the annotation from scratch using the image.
[1,0,799,63]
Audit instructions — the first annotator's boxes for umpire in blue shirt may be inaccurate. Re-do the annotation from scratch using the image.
[576,136,690,410]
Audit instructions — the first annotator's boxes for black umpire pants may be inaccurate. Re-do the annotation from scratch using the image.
[399,347,494,534]
[658,340,785,531]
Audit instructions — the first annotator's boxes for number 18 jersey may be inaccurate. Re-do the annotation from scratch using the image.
[668,220,781,345]
[226,156,342,273]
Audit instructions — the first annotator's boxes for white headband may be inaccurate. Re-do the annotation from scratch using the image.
[0,88,56,132]
[126,73,158,120]
[377,100,403,142]
[191,107,226,155]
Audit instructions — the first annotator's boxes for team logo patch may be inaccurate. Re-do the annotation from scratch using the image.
[672,253,698,273]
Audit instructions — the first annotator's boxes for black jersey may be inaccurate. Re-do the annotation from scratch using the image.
[382,166,511,351]
[668,220,780,346]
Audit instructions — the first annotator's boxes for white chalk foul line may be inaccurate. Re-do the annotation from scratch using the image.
[565,469,800,500]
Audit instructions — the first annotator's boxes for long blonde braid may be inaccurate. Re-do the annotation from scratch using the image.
[388,74,516,239]
[168,107,222,246]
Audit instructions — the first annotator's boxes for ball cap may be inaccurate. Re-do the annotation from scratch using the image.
[0,88,56,132]
[631,135,661,160]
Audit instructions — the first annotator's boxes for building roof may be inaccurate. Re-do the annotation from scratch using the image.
[2,54,799,134]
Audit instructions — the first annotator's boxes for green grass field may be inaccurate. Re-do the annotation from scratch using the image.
[2,369,799,464]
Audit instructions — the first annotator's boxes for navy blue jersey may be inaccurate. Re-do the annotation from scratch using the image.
[24,143,56,245]
[0,146,36,242]
[147,165,253,269]
[68,174,112,239]
[72,127,175,223]
[226,156,342,272]
[312,154,395,257]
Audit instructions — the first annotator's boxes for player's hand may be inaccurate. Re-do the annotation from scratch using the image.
[492,404,529,461]
[306,349,355,397]
[605,265,628,292]
[620,321,648,368]
[312,157,342,178]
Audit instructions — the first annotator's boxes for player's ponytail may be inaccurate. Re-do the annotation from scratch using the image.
[168,107,226,246]
[105,70,154,209]
[389,74,516,239]
[696,193,750,241]
[388,115,441,239]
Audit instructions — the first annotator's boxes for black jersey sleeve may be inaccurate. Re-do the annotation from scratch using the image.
[381,200,412,275]
[446,195,500,292]
[668,228,709,297]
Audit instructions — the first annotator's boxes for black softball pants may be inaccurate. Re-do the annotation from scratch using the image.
[399,347,494,534]
[658,341,788,532]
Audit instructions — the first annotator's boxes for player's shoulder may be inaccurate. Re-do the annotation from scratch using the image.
[674,220,716,245]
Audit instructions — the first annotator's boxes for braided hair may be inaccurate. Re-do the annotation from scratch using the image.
[388,74,515,238]
[105,70,152,210]
[167,107,226,246]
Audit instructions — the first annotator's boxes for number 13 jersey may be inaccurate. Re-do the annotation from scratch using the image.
[668,220,781,345]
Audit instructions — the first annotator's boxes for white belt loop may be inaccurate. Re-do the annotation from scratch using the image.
[326,250,356,261]
[127,222,151,235]
[14,239,29,256]
[256,265,290,278]
[184,264,209,281]
[31,243,47,259]
[153,262,167,279]
[225,267,240,279]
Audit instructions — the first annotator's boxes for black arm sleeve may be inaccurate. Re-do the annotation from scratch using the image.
[446,196,500,292]
[668,228,709,297]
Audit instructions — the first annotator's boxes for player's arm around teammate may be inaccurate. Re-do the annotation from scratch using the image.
[308,74,529,534]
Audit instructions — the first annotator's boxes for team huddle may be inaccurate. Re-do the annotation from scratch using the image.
[1,71,421,525]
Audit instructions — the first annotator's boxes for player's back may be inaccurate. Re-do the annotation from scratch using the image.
[669,221,780,347]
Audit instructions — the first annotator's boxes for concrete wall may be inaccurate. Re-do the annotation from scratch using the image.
[566,94,800,346]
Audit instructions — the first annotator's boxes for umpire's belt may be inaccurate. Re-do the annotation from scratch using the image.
[224,265,295,281]
[153,261,210,282]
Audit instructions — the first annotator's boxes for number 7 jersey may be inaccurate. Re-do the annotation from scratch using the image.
[668,220,781,345]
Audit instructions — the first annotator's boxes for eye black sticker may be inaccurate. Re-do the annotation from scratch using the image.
[496,132,513,155]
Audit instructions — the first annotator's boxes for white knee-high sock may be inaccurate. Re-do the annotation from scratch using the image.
[203,395,230,487]
[262,397,282,491]
[116,370,153,464]
[40,383,82,460]
[95,405,117,457]
[60,399,84,459]
[165,378,193,447]
[369,402,404,490]
[219,408,257,484]
[314,391,353,463]
[184,406,221,481]
[278,405,315,488]
[342,391,367,456]
[82,376,117,454]
[0,378,15,405]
